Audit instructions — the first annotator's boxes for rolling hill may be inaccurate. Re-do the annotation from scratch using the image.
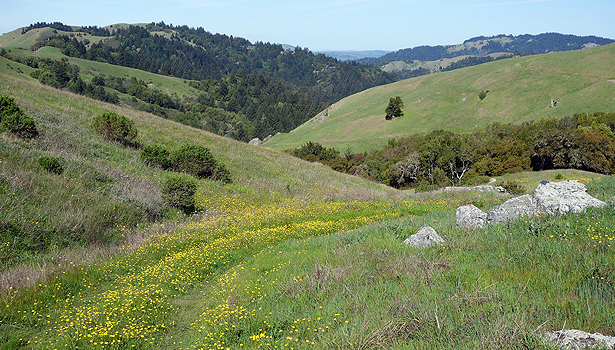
[265,43,615,153]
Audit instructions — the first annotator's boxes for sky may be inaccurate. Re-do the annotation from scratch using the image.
[1,0,614,52]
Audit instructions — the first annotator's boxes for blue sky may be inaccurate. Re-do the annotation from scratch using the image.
[1,0,614,51]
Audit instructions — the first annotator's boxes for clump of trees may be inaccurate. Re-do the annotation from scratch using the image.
[287,112,615,189]
[0,93,38,139]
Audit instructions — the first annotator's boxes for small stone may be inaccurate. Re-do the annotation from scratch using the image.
[403,226,445,248]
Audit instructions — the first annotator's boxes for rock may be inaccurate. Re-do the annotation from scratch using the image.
[534,180,606,216]
[262,134,273,143]
[248,138,262,146]
[458,180,607,228]
[403,226,445,248]
[456,204,487,228]
[487,194,539,224]
[545,329,615,349]
[442,185,507,194]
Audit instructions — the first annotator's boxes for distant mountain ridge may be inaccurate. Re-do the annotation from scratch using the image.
[317,50,390,61]
[359,33,615,65]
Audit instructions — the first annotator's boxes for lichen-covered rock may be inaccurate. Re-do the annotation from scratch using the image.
[545,329,615,349]
[403,226,445,248]
[487,194,539,224]
[456,204,487,228]
[534,180,606,215]
[248,138,262,146]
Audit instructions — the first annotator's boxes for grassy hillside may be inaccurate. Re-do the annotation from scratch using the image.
[265,43,615,153]
[0,63,396,271]
[2,48,615,349]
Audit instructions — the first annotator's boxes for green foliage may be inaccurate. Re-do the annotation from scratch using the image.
[385,96,404,120]
[169,144,232,183]
[140,144,170,169]
[0,93,38,139]
[161,174,197,214]
[478,90,489,100]
[500,180,525,195]
[37,156,64,175]
[290,141,340,162]
[92,112,138,146]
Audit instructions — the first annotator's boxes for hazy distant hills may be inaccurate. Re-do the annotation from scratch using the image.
[317,50,390,61]
[359,33,614,65]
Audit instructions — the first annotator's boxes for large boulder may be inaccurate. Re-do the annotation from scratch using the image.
[487,194,539,225]
[248,138,262,146]
[403,226,445,248]
[544,329,615,349]
[534,180,607,215]
[456,204,488,228]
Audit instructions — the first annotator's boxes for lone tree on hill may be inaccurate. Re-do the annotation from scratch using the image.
[385,96,404,120]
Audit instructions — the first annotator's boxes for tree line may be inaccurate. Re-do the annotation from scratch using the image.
[287,112,615,189]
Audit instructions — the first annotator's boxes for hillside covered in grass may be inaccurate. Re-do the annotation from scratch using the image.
[266,43,615,153]
[1,35,615,349]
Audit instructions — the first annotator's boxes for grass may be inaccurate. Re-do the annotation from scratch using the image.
[265,43,615,153]
[1,174,613,349]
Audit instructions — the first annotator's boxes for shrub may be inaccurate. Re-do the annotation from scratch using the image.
[92,112,137,146]
[169,144,231,183]
[501,181,525,195]
[0,93,38,139]
[161,174,197,214]
[141,144,170,169]
[37,156,64,174]
[414,184,439,192]
[479,90,489,100]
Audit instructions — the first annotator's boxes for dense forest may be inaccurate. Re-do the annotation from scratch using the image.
[287,112,615,189]
[17,22,395,140]
[360,33,614,65]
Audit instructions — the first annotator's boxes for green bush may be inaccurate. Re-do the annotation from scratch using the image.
[37,156,64,174]
[501,181,525,195]
[161,174,198,214]
[141,144,170,169]
[92,111,138,146]
[169,144,232,183]
[414,184,439,192]
[0,93,38,139]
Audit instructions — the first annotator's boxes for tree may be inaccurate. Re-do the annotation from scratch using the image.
[385,96,404,120]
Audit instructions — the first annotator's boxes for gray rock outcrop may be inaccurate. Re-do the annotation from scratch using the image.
[403,226,445,248]
[487,194,539,224]
[456,204,488,228]
[457,180,607,228]
[442,185,507,194]
[534,180,607,215]
[248,138,262,146]
[545,329,615,349]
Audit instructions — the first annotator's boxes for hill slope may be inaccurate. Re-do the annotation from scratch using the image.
[265,43,615,153]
